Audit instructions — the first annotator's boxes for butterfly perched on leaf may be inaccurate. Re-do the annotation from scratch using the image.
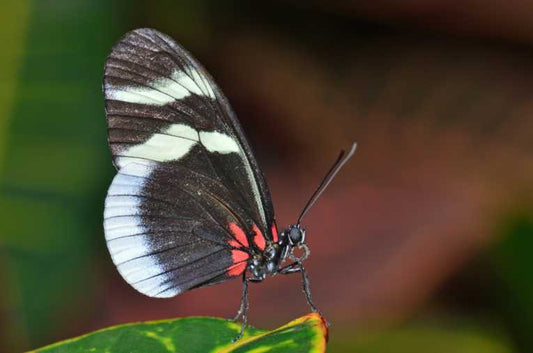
[102,28,355,340]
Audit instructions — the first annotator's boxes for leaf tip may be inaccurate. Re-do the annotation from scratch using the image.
[298,312,329,349]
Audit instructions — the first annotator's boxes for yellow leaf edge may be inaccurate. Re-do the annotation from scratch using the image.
[219,313,329,353]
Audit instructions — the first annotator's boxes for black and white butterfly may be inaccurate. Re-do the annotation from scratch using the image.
[103,28,356,340]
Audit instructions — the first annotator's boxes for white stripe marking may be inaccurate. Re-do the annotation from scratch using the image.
[104,163,173,298]
[106,66,217,106]
[107,182,142,196]
[118,256,165,283]
[190,69,215,98]
[152,77,190,100]
[105,223,145,240]
[173,70,203,96]
[104,216,143,231]
[116,124,199,169]
[108,234,152,263]
[116,124,246,168]
[199,131,240,154]
[104,165,150,241]
[113,242,176,298]
[105,165,151,220]
[139,274,180,298]
[105,195,144,208]
[119,134,196,166]
[104,205,140,219]
[106,85,179,105]
[165,123,198,140]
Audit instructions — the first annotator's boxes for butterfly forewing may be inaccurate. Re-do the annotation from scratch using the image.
[103,28,276,297]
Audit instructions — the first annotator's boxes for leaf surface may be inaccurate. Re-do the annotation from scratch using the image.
[29,313,328,353]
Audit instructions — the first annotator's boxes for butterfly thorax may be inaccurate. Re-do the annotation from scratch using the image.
[247,224,306,281]
[248,244,280,281]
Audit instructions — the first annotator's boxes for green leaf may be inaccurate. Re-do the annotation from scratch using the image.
[28,313,328,353]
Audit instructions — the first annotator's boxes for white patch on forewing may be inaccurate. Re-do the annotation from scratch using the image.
[165,123,198,140]
[190,69,216,98]
[172,70,203,96]
[104,163,175,298]
[106,83,186,105]
[106,67,217,106]
[116,124,199,169]
[199,131,240,154]
[116,124,245,168]
[118,134,196,167]
[152,77,190,100]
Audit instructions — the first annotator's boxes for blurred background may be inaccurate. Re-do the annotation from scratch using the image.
[1,0,532,352]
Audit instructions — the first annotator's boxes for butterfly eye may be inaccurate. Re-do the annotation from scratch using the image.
[288,226,305,245]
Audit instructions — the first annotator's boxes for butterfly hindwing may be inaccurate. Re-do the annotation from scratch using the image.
[103,28,276,297]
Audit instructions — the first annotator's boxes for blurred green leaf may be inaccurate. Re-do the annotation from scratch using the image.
[491,210,533,351]
[328,319,514,353]
[29,313,328,353]
[0,0,131,351]
[0,0,30,166]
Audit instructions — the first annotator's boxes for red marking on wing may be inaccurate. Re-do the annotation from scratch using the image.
[227,262,247,276]
[229,222,249,248]
[252,224,266,251]
[271,223,279,242]
[227,250,249,276]
[231,249,249,263]
[228,239,241,248]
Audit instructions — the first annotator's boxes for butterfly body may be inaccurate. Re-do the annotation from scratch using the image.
[241,224,306,281]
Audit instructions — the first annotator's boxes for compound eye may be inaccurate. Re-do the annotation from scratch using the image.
[289,226,304,245]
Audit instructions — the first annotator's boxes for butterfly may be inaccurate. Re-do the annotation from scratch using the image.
[102,28,356,340]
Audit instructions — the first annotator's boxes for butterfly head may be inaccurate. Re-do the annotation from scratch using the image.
[278,224,309,264]
[286,224,306,246]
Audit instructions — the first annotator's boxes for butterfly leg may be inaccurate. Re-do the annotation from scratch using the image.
[232,277,249,342]
[299,263,321,316]
[278,262,329,325]
[231,275,248,321]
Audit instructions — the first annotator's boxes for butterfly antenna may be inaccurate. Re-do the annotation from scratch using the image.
[297,142,357,225]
